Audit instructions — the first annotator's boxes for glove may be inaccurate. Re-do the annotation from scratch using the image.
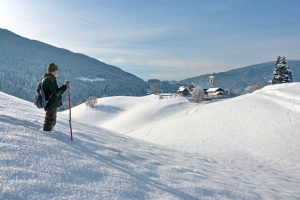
[65,80,70,87]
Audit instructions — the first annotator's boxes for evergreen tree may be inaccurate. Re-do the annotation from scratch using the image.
[272,56,293,84]
[281,56,293,83]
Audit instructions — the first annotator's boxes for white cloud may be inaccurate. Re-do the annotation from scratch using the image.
[107,56,222,70]
[102,56,227,80]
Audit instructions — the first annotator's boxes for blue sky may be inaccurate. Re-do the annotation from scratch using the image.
[0,0,300,80]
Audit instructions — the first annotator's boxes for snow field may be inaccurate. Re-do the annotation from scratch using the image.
[1,83,300,199]
[69,83,300,167]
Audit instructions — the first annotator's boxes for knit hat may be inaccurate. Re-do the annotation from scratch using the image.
[48,63,58,72]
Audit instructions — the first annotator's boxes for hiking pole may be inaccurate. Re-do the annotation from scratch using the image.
[67,84,73,141]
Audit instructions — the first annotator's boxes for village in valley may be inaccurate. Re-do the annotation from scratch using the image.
[147,55,293,103]
[177,74,226,99]
[148,73,235,102]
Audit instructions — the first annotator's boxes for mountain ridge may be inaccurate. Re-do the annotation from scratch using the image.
[2,28,300,101]
[0,28,147,108]
[178,60,300,90]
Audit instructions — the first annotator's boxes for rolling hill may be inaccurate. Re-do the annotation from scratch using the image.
[67,83,300,167]
[1,84,300,199]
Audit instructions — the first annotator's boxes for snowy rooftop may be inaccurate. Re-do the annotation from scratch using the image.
[206,87,224,92]
[177,86,187,92]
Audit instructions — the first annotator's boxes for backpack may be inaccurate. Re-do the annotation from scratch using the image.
[34,77,51,109]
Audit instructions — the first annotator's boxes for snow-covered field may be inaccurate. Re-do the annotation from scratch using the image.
[1,83,300,199]
[69,83,300,165]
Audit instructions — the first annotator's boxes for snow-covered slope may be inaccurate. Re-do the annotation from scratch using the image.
[1,89,300,199]
[0,28,147,108]
[69,83,300,167]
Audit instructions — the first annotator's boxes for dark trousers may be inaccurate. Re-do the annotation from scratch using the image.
[43,108,57,131]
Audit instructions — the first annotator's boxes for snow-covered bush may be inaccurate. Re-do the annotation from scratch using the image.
[191,86,204,103]
[85,96,98,108]
[244,85,262,94]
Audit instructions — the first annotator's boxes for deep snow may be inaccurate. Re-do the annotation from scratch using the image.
[69,83,300,166]
[1,83,300,199]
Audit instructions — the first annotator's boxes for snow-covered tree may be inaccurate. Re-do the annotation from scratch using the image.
[85,96,98,108]
[272,56,293,84]
[191,86,204,103]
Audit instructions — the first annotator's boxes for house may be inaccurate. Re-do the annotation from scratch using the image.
[206,87,224,97]
[177,86,190,96]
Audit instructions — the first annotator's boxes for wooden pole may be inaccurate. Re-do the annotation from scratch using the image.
[68,85,73,141]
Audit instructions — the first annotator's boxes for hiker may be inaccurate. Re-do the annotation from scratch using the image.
[40,63,70,131]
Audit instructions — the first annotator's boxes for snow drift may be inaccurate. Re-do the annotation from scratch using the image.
[1,83,300,199]
[69,83,300,167]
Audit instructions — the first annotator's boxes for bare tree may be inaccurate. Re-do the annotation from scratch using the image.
[85,96,98,108]
[191,86,204,103]
[150,83,160,94]
[244,85,262,94]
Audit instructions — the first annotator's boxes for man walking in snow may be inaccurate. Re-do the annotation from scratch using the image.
[40,63,70,131]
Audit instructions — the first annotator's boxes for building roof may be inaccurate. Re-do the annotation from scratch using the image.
[178,86,188,92]
[207,87,224,92]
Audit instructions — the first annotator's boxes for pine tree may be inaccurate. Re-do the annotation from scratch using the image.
[272,56,293,84]
[281,56,293,83]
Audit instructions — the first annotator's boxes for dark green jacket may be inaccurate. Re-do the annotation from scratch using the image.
[40,73,67,110]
